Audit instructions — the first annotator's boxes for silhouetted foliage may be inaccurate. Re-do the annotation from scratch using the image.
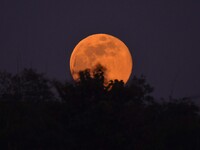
[0,71,13,100]
[0,67,200,150]
[0,69,54,102]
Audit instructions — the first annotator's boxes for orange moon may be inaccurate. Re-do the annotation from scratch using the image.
[70,33,133,84]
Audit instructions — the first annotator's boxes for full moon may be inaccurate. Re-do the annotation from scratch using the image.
[70,33,133,84]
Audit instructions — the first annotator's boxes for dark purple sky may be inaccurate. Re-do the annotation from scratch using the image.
[0,0,200,99]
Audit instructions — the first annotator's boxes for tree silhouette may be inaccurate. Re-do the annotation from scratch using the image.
[0,71,13,101]
[0,69,54,102]
[0,67,200,150]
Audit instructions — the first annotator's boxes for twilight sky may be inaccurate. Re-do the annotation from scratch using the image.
[0,0,200,99]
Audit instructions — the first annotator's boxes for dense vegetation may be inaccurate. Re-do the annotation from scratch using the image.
[0,67,200,150]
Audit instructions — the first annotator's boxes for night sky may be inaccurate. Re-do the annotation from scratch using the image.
[0,0,200,99]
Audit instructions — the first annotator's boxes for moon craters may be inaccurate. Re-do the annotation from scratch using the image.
[84,44,107,57]
[70,33,132,84]
[99,36,107,41]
